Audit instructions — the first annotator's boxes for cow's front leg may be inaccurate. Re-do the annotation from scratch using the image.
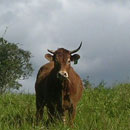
[68,105,76,127]
[36,97,45,124]
[46,104,56,125]
[62,112,66,125]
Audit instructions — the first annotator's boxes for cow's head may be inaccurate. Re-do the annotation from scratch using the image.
[45,42,82,79]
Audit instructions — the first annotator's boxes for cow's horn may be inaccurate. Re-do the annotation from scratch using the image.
[70,42,82,54]
[47,49,55,54]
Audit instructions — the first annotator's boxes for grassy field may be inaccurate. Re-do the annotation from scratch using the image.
[0,83,130,130]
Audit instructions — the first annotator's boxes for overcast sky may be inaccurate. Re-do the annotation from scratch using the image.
[0,0,130,92]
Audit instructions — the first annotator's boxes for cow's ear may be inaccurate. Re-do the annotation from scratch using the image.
[45,54,53,61]
[71,54,80,64]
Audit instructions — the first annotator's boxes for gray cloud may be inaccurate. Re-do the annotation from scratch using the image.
[0,0,130,92]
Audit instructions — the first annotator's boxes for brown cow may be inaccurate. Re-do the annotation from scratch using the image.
[35,43,83,126]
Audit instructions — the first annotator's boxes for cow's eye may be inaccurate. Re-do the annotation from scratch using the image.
[67,59,71,64]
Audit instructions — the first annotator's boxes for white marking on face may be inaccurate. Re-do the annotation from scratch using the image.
[59,71,68,78]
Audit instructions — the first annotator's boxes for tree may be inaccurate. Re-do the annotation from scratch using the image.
[0,37,33,94]
[83,76,92,89]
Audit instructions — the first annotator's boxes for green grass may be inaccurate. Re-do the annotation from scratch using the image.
[0,83,130,130]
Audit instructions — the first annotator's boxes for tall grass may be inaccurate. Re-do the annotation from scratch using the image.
[0,83,130,130]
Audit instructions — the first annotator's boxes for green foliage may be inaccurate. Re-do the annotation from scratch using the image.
[83,76,92,88]
[0,37,33,94]
[0,83,130,130]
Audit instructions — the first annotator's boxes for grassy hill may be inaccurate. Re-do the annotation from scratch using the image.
[0,83,130,130]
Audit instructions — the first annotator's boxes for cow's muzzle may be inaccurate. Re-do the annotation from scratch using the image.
[57,71,68,79]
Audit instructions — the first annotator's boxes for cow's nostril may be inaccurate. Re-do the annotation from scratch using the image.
[64,72,68,77]
[64,73,67,76]
[59,71,68,78]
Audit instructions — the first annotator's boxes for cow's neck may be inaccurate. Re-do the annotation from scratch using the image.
[51,68,70,93]
[51,69,71,109]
